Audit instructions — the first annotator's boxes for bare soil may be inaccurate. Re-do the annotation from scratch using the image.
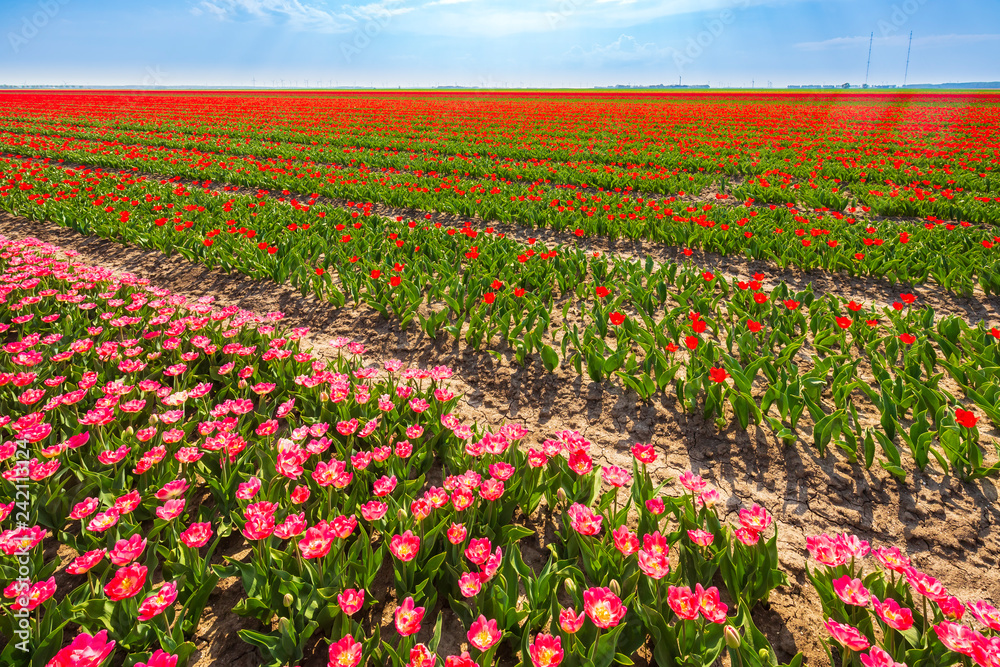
[3,211,999,667]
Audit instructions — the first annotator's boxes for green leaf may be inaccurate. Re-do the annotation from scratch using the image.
[500,525,536,543]
[592,622,628,667]
[540,344,559,372]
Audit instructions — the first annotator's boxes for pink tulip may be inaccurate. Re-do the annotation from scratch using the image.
[467,615,502,651]
[823,619,870,651]
[46,629,116,667]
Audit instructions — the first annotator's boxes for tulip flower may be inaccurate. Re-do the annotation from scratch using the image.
[823,619,870,651]
[46,629,116,667]
[583,587,627,628]
[389,530,421,561]
[136,650,179,667]
[558,607,585,634]
[467,615,502,651]
[104,563,148,601]
[137,581,178,621]
[328,635,363,667]
[529,633,564,667]
[395,597,425,636]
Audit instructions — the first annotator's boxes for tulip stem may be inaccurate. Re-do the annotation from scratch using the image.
[201,532,223,581]
[733,642,746,667]
[159,608,178,642]
[588,627,602,661]
[921,595,929,644]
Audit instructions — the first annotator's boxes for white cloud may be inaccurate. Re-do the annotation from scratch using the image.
[194,0,351,32]
[388,0,800,38]
[191,0,415,33]
[796,33,1000,51]
[354,1,415,19]
[190,0,803,37]
[422,0,475,6]
[565,34,671,64]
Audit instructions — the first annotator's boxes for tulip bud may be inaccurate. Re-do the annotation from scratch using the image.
[124,426,134,437]
[320,391,329,402]
[724,625,741,649]
[609,579,621,597]
[564,579,577,596]
[556,488,567,503]
[283,593,294,608]
[277,617,291,634]
[758,649,769,661]
[397,508,408,521]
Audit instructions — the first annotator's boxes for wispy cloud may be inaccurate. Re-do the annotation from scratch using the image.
[565,34,671,65]
[191,0,413,33]
[190,0,802,37]
[192,0,349,32]
[355,1,415,18]
[795,33,1000,51]
[422,0,475,6]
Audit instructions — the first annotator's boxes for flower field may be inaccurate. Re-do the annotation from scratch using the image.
[0,90,998,667]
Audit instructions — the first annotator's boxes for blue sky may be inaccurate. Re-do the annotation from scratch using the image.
[1,0,997,87]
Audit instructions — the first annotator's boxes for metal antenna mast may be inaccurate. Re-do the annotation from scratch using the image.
[865,32,873,86]
[903,31,913,87]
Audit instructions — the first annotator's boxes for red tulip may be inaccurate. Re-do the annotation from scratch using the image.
[955,408,979,429]
[709,367,729,383]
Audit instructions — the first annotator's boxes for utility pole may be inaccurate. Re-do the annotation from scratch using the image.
[903,31,913,87]
[865,32,873,87]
